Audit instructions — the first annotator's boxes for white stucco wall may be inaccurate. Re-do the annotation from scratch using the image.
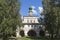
[22,16,41,36]
[17,16,45,37]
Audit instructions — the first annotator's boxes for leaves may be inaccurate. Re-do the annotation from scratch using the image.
[42,0,60,38]
[0,0,22,37]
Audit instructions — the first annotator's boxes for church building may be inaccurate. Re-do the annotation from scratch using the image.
[16,6,45,37]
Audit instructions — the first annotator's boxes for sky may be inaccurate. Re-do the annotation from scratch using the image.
[20,0,43,17]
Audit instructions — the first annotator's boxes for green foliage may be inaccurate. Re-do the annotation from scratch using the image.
[42,0,60,38]
[39,30,45,36]
[0,0,22,39]
[17,37,49,40]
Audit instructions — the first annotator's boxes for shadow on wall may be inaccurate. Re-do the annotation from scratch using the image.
[20,30,24,37]
[20,29,45,37]
[27,30,37,37]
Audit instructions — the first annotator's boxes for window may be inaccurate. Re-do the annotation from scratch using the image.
[31,20,32,23]
[34,20,35,23]
[27,20,29,23]
[31,25,34,27]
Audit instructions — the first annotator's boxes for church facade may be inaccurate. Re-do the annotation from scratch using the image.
[16,6,45,37]
[22,16,43,37]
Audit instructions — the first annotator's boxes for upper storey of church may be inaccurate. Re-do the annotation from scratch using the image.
[22,6,39,24]
[22,16,39,23]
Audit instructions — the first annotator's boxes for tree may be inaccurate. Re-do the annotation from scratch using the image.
[42,0,60,39]
[39,30,45,37]
[0,0,22,40]
[38,17,44,24]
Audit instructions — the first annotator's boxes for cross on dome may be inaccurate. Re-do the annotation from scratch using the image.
[28,6,33,16]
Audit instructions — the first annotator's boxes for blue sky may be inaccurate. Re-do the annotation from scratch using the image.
[20,0,43,17]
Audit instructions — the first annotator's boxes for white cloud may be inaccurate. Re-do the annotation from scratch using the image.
[38,7,43,13]
[31,6,37,14]
[32,9,37,14]
[31,6,35,9]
